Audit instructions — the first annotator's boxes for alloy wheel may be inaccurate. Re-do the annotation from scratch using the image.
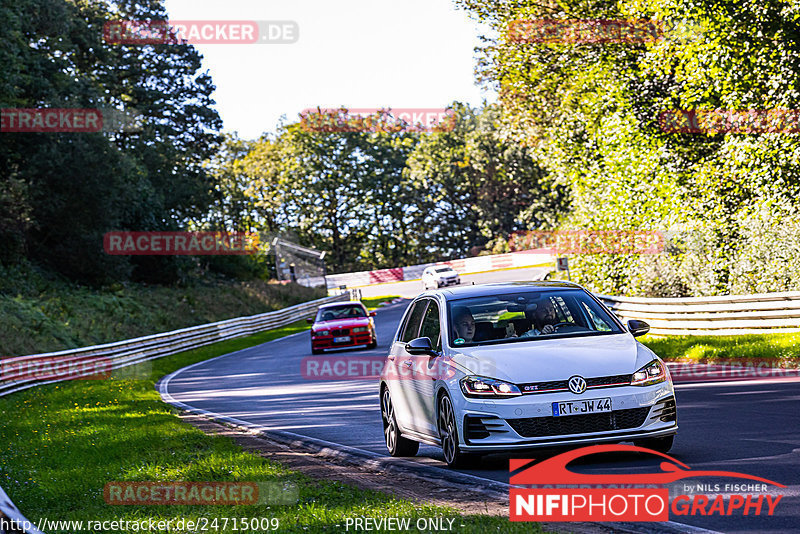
[382,389,397,452]
[438,395,458,465]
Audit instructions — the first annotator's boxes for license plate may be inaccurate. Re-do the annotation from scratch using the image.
[552,398,612,416]
[333,336,351,343]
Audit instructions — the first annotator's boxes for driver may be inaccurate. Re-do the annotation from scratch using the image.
[519,298,559,337]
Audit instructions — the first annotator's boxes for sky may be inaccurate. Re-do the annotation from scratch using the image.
[163,0,495,139]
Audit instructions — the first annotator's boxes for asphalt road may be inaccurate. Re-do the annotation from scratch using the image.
[163,297,800,534]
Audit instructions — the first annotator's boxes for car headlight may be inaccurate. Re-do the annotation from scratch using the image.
[314,330,329,337]
[631,360,666,386]
[460,376,522,398]
[352,327,368,333]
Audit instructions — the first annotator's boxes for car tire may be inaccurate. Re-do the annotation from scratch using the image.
[367,335,377,349]
[438,393,479,468]
[381,388,419,457]
[634,435,674,453]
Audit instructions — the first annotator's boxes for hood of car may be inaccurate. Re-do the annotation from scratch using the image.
[448,334,651,383]
[312,318,370,331]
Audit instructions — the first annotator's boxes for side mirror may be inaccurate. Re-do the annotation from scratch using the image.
[369,311,377,317]
[627,319,650,337]
[306,318,314,324]
[405,337,438,357]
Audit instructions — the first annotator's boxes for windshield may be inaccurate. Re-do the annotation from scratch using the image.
[316,305,366,321]
[447,289,623,346]
[435,267,453,273]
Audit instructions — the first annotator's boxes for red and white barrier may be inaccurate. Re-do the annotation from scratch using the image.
[326,249,554,289]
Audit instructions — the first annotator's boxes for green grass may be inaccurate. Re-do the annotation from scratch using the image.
[0,264,326,356]
[0,318,540,534]
[360,295,401,310]
[642,332,800,363]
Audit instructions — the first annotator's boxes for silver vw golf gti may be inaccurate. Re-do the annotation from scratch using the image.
[379,282,677,467]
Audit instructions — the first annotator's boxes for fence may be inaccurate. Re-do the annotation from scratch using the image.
[0,293,349,399]
[325,248,554,288]
[598,291,800,336]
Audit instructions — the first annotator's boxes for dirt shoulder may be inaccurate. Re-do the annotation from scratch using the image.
[181,413,508,517]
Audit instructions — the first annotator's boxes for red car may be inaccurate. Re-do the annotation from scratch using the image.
[308,301,377,354]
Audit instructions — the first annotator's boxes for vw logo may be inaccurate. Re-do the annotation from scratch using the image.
[568,375,587,394]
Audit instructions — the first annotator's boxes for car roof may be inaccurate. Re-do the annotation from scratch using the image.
[318,300,364,309]
[436,281,584,301]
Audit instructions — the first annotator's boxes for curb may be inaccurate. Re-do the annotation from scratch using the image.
[158,372,722,534]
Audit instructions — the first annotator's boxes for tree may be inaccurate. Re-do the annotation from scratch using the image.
[457,0,800,296]
[404,103,566,259]
[0,0,222,285]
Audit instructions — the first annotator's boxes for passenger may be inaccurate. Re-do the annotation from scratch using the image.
[452,307,476,343]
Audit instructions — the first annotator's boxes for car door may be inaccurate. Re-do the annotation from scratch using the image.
[387,298,429,431]
[406,298,443,436]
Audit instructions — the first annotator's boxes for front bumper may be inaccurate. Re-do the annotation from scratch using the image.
[312,332,374,350]
[437,277,461,287]
[454,383,677,451]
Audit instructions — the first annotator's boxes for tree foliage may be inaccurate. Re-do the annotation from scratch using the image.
[237,104,566,273]
[0,0,221,285]
[457,0,800,296]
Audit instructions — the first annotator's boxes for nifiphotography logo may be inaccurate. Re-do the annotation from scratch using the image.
[510,444,785,522]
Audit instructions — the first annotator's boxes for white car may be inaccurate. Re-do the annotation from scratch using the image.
[421,266,461,290]
[379,281,677,467]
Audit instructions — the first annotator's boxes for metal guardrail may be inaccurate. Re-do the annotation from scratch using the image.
[598,291,800,336]
[0,293,349,399]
